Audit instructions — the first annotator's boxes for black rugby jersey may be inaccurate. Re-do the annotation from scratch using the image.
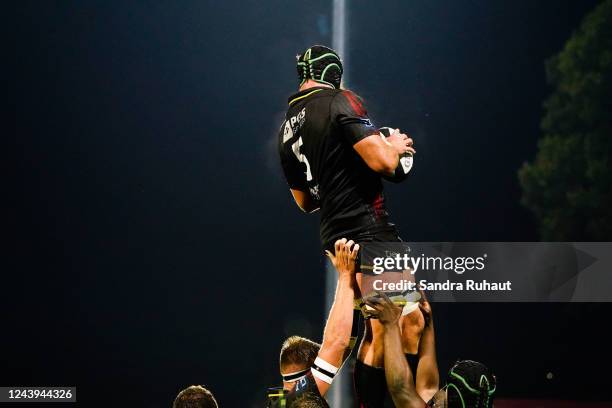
[278,87,396,249]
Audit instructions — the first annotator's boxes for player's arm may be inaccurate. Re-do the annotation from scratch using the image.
[290,188,319,213]
[365,292,426,408]
[332,90,414,176]
[353,129,414,176]
[353,134,400,176]
[415,291,440,402]
[312,238,359,396]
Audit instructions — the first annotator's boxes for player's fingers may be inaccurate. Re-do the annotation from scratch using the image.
[375,290,390,300]
[344,242,352,258]
[345,240,355,252]
[382,297,395,310]
[350,244,360,260]
[335,239,342,255]
[366,294,384,306]
[376,291,394,307]
[325,250,334,261]
[364,301,383,313]
[363,294,380,305]
[366,310,379,319]
[364,296,381,306]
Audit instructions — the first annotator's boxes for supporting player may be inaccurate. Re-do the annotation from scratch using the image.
[173,385,219,408]
[278,44,422,406]
[267,239,359,407]
[292,392,330,408]
[365,291,496,408]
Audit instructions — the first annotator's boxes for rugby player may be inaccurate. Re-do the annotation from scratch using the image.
[172,385,219,408]
[278,44,423,406]
[272,239,359,405]
[365,291,496,408]
[292,392,330,408]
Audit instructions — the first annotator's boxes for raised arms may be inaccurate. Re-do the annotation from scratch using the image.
[365,292,427,408]
[415,292,439,402]
[314,239,359,395]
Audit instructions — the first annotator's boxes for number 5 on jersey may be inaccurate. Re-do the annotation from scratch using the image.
[283,120,313,182]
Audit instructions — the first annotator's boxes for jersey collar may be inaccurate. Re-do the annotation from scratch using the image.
[287,87,330,106]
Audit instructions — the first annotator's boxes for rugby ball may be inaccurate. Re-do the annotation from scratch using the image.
[379,127,413,183]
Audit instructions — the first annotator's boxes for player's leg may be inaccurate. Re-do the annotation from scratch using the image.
[353,356,387,407]
[357,256,424,354]
[355,274,424,357]
[355,272,385,367]
[353,278,424,408]
[353,230,425,407]
[398,279,425,355]
[354,290,387,407]
[400,307,425,354]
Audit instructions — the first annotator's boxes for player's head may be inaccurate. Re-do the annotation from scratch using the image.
[279,335,320,382]
[428,360,496,408]
[173,385,219,408]
[291,392,330,408]
[296,45,343,89]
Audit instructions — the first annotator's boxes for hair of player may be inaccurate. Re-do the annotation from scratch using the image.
[290,392,330,408]
[172,385,219,408]
[446,360,496,408]
[279,336,321,372]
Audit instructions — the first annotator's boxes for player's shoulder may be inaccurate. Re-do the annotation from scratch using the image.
[338,88,364,99]
[330,88,363,102]
[332,88,368,116]
[286,87,337,107]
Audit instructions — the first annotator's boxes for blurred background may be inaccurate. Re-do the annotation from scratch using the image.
[8,1,611,406]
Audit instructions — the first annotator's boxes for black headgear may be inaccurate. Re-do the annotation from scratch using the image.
[296,45,343,89]
[446,360,496,408]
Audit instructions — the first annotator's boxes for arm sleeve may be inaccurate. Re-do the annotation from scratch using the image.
[278,124,308,190]
[331,90,378,145]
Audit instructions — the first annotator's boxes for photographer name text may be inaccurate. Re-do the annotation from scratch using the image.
[373,279,513,292]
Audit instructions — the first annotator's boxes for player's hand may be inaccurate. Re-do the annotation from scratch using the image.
[385,128,415,156]
[363,291,402,326]
[418,289,433,327]
[325,238,359,279]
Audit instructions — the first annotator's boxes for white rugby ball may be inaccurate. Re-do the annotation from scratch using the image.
[379,127,414,181]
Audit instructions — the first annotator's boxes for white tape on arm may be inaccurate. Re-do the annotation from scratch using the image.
[311,357,339,384]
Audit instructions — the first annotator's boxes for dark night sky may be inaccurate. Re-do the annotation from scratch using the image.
[8,1,610,407]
